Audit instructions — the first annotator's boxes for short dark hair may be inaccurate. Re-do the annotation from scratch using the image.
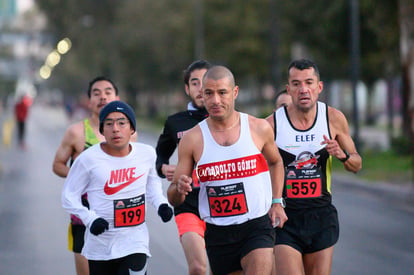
[87,76,119,98]
[275,89,287,102]
[183,60,212,85]
[287,59,320,80]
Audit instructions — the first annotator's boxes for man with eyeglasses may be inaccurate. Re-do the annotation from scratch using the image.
[62,100,173,275]
[52,76,136,275]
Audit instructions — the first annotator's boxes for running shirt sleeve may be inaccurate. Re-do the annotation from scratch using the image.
[61,154,99,227]
[155,117,177,178]
[146,145,169,209]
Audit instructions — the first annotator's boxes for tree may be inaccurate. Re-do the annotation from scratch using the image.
[398,0,414,156]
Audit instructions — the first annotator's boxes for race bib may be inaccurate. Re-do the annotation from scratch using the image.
[113,195,145,227]
[207,182,248,217]
[286,178,322,198]
[285,151,323,199]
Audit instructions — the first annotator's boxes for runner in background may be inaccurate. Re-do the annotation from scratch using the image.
[274,89,292,109]
[155,60,212,275]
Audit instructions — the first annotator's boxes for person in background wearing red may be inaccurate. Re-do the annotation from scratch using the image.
[14,94,33,149]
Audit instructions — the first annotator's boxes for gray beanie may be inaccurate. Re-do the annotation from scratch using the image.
[99,100,136,134]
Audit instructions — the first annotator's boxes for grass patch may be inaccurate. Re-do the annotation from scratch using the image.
[332,150,413,183]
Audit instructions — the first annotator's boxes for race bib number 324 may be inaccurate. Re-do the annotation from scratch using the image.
[207,182,248,217]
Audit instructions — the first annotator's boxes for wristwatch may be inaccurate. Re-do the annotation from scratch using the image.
[272,198,286,208]
[339,149,350,162]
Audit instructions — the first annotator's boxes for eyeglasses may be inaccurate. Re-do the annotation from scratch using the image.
[103,118,130,129]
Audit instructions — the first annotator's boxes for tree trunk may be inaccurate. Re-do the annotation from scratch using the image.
[399,0,414,184]
[399,0,414,151]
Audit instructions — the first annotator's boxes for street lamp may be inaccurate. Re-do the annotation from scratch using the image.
[57,38,72,55]
[39,37,72,80]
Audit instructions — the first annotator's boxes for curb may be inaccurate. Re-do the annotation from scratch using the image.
[333,172,414,201]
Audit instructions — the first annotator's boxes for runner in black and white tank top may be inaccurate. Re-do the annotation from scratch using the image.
[273,101,333,210]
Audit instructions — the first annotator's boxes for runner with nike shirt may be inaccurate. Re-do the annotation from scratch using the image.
[155,60,211,275]
[62,101,173,275]
[169,66,287,275]
[53,76,138,275]
[266,59,362,275]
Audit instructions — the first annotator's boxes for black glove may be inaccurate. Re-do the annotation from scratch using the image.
[90,218,109,236]
[158,203,173,223]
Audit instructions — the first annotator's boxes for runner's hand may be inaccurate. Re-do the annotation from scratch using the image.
[158,203,173,222]
[90,218,109,235]
[321,135,344,159]
[162,164,176,181]
[176,175,192,195]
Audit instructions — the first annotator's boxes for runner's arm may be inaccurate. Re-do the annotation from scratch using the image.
[61,157,98,227]
[259,119,287,227]
[146,148,170,209]
[52,125,78,178]
[168,132,195,207]
[155,118,178,178]
[324,107,362,173]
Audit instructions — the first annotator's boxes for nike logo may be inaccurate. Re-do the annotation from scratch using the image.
[104,173,145,195]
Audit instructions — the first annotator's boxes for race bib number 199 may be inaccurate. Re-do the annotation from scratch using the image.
[207,182,248,217]
[114,195,145,227]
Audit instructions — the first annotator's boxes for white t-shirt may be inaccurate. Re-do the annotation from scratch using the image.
[62,142,168,260]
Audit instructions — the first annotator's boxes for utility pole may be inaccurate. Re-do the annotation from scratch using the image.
[350,0,361,152]
[194,0,205,60]
[270,0,280,90]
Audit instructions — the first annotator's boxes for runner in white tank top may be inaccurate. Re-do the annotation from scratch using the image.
[197,112,272,225]
[168,65,287,275]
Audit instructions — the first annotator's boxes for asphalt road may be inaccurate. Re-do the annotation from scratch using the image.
[0,103,413,274]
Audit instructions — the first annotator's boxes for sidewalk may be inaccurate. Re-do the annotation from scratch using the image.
[333,172,414,203]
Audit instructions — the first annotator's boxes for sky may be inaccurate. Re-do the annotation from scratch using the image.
[17,0,33,13]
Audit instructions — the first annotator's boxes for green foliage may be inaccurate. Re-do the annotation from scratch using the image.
[35,0,400,100]
[332,150,413,183]
[391,136,413,155]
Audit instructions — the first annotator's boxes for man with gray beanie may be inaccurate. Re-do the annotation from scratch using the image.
[62,100,173,275]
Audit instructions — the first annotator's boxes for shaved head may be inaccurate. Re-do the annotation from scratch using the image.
[203,65,235,87]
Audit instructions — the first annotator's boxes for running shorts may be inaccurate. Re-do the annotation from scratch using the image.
[68,223,86,253]
[89,253,147,275]
[275,204,339,254]
[205,214,275,275]
[175,212,206,238]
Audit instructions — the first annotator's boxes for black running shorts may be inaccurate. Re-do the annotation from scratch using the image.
[205,214,275,275]
[89,253,147,275]
[68,223,86,253]
[275,204,339,254]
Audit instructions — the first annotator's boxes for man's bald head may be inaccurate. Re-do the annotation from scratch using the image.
[203,65,235,87]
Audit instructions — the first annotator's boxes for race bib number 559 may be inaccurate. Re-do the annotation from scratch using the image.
[286,178,321,198]
[207,182,248,217]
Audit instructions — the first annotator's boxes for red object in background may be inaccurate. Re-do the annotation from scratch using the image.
[15,95,32,122]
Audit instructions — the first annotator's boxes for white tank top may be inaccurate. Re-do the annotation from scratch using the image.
[196,112,272,225]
